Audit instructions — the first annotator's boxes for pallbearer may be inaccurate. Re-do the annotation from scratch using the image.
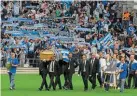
[78,54,90,91]
[89,53,99,90]
[54,49,63,90]
[48,55,59,90]
[54,59,63,90]
[39,59,50,91]
[60,49,70,90]
[38,49,54,91]
[65,53,78,90]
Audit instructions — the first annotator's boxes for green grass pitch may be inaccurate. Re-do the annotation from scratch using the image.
[1,74,137,96]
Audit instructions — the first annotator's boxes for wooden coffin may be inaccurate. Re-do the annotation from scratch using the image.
[40,50,54,60]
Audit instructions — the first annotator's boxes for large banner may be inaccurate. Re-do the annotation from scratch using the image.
[99,33,113,49]
[58,36,74,42]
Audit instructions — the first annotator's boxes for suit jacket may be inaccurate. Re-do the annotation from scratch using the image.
[39,61,50,75]
[62,60,69,73]
[67,58,78,74]
[57,60,63,75]
[48,60,59,75]
[89,58,99,75]
[78,60,90,75]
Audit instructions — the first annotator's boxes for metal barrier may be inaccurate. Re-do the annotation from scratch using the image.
[1,57,80,71]
[1,57,41,68]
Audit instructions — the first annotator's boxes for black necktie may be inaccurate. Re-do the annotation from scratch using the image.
[68,59,71,69]
[52,61,54,71]
[92,59,94,68]
[84,60,86,72]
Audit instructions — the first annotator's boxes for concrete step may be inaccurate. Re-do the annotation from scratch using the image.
[1,67,39,70]
[0,67,39,74]
[1,71,38,74]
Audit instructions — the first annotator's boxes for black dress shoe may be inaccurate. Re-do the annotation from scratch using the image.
[53,88,56,91]
[70,88,73,90]
[84,89,88,91]
[63,86,68,90]
[92,85,96,90]
[92,87,95,90]
[45,88,49,91]
[62,86,65,89]
[38,88,42,91]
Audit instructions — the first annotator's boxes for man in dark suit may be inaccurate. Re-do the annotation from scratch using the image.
[39,59,50,91]
[65,53,78,90]
[78,54,90,91]
[62,61,69,90]
[48,55,59,90]
[89,53,99,89]
[54,59,63,90]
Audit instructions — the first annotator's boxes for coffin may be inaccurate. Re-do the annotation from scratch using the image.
[40,50,54,60]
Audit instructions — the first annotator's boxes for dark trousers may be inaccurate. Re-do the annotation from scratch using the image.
[104,75,111,91]
[1,57,6,67]
[64,71,73,89]
[89,73,96,89]
[135,74,137,88]
[40,73,48,89]
[55,74,62,89]
[63,71,70,88]
[28,52,34,67]
[81,72,88,90]
[128,73,136,88]
[49,72,55,90]
[97,72,103,87]
[68,73,73,89]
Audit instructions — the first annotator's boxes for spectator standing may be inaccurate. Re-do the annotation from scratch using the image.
[8,53,19,90]
[122,9,130,29]
[19,49,26,67]
[1,2,8,20]
[13,2,20,17]
[117,56,127,93]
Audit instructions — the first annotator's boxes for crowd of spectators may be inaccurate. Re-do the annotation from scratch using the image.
[1,1,137,67]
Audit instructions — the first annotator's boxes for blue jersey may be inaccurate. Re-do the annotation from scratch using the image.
[8,58,19,73]
[127,26,136,35]
[128,60,137,73]
[61,50,69,63]
[117,63,127,79]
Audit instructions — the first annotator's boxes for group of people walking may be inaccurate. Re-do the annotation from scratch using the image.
[38,52,137,92]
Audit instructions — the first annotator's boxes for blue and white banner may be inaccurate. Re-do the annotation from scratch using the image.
[3,23,18,27]
[58,36,74,42]
[75,28,92,32]
[12,33,24,37]
[60,49,69,63]
[5,31,21,34]
[100,33,112,46]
